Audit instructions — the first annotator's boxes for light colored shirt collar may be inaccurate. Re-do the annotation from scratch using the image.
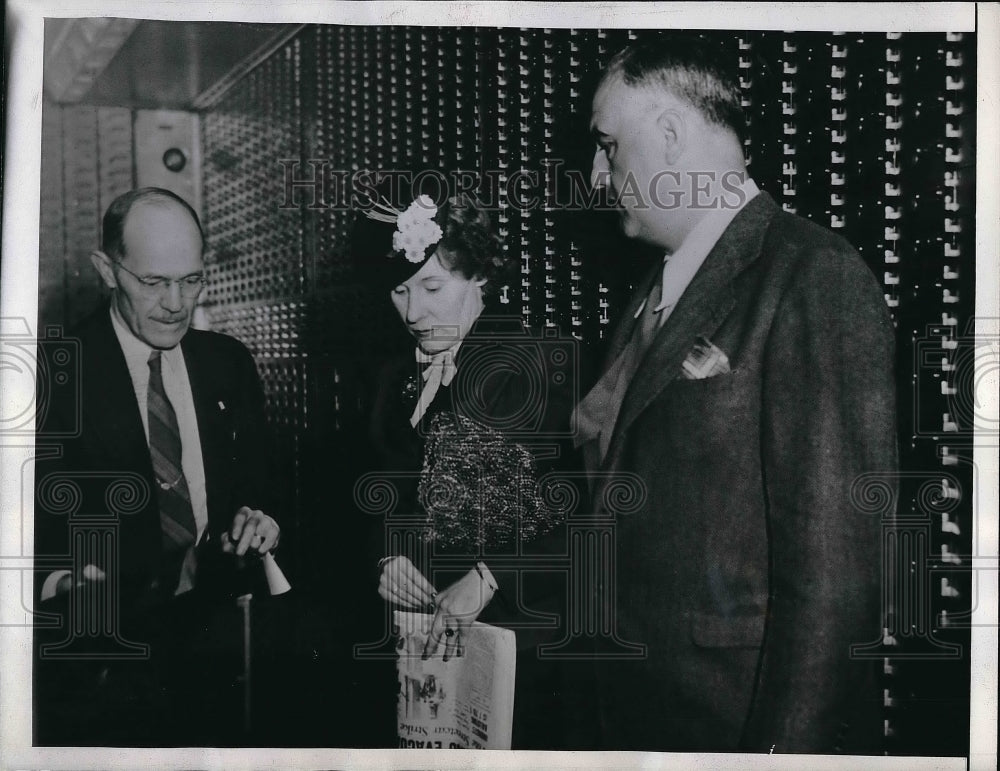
[414,339,463,368]
[410,341,462,427]
[635,176,761,320]
[109,301,184,372]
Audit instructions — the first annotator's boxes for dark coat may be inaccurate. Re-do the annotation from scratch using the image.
[587,192,897,753]
[369,313,579,609]
[366,312,582,749]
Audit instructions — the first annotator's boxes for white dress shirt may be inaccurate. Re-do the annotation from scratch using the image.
[635,176,761,327]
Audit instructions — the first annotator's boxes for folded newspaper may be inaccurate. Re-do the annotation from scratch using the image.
[394,611,516,749]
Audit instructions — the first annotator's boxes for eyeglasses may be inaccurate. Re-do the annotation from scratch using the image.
[113,260,206,297]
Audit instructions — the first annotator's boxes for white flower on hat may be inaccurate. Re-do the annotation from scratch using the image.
[392,195,443,263]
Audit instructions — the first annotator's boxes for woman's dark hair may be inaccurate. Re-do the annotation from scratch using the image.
[351,172,511,296]
[433,194,507,293]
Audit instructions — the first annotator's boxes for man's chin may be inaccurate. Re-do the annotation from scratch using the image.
[619,216,664,249]
[620,214,643,241]
[146,322,189,349]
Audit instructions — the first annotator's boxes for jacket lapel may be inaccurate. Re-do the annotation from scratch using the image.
[181,334,228,531]
[84,310,153,477]
[601,192,779,473]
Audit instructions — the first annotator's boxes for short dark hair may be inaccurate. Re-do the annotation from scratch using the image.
[101,187,204,260]
[602,36,745,142]
[433,194,507,292]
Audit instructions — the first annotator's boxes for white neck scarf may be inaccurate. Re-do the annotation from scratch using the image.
[409,343,462,427]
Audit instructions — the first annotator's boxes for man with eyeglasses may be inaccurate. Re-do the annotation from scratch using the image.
[34,187,280,744]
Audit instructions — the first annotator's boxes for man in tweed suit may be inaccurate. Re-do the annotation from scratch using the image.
[575,37,897,753]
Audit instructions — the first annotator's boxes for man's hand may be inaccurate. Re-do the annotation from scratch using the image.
[378,555,436,609]
[422,568,495,661]
[41,564,106,601]
[221,506,279,556]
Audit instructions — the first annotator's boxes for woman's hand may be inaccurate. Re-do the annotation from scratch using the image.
[378,555,436,608]
[423,568,496,661]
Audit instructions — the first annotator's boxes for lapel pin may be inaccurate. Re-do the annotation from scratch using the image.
[218,400,226,411]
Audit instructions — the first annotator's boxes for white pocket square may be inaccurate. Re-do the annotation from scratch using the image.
[681,337,731,380]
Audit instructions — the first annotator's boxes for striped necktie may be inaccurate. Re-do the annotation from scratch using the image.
[147,350,197,575]
[634,268,665,353]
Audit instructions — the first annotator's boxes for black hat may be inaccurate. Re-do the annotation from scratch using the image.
[351,170,510,297]
[351,171,452,291]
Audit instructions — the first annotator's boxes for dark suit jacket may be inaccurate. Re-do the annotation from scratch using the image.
[587,192,896,753]
[35,305,276,621]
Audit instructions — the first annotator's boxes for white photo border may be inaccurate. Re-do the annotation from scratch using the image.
[2,2,995,769]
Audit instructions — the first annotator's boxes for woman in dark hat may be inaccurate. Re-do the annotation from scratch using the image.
[353,173,579,749]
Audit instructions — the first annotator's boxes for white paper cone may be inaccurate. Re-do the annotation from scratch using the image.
[263,552,292,595]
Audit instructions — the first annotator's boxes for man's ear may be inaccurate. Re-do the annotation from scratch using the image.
[656,108,686,165]
[90,251,118,289]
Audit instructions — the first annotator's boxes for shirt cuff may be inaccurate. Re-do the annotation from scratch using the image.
[475,561,499,597]
[40,570,72,601]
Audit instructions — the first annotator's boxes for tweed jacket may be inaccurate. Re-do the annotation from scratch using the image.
[585,191,897,753]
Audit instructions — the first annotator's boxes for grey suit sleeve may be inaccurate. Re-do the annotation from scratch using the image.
[743,245,897,752]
